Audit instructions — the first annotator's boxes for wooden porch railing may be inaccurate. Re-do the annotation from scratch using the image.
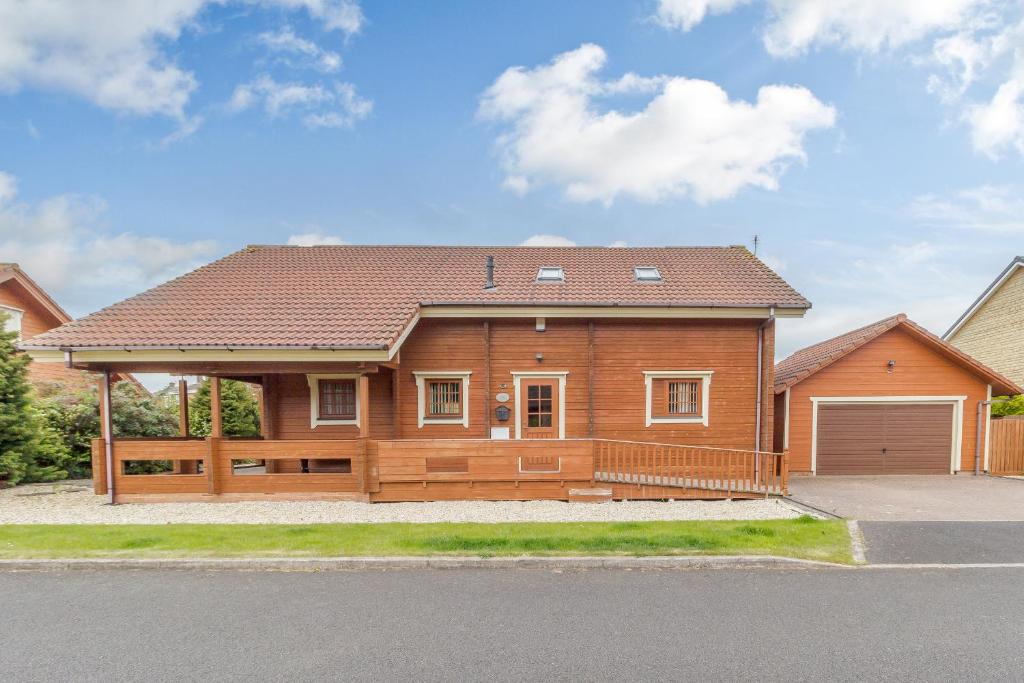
[92,436,788,501]
[92,436,367,500]
[592,439,788,497]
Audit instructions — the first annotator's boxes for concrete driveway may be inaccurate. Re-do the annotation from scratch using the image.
[787,475,1024,521]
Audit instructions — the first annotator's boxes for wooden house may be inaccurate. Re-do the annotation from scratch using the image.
[1,263,140,395]
[22,245,807,503]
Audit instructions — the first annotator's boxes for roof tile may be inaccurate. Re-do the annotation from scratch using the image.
[24,245,809,349]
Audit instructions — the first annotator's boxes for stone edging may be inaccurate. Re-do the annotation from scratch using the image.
[0,555,849,572]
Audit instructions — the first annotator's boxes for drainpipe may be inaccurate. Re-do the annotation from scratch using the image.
[102,369,115,505]
[754,307,776,452]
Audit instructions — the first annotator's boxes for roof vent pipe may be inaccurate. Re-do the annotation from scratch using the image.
[484,255,495,289]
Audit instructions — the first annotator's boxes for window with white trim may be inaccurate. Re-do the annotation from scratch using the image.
[306,374,361,428]
[427,379,462,418]
[536,267,564,282]
[634,266,662,282]
[0,306,22,341]
[414,371,471,428]
[643,371,713,427]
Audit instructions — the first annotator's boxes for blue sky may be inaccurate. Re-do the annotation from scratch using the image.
[2,0,1023,382]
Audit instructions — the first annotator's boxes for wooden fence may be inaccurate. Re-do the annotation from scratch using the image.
[989,417,1024,476]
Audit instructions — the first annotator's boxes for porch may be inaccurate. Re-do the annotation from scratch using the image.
[91,435,788,504]
[90,357,786,503]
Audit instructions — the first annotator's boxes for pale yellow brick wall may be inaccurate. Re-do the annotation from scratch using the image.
[948,265,1024,388]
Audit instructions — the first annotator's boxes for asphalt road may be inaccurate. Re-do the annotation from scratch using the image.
[3,567,1024,681]
[860,521,1024,564]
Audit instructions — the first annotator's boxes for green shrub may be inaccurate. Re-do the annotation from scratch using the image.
[188,378,260,437]
[992,395,1024,417]
[0,312,68,485]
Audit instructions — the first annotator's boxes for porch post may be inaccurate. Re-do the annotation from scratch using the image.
[207,377,223,494]
[178,378,189,436]
[359,374,370,438]
[174,378,197,475]
[99,370,115,504]
[260,374,278,473]
[210,376,223,438]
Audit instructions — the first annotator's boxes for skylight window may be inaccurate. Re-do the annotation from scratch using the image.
[537,267,565,282]
[634,266,662,282]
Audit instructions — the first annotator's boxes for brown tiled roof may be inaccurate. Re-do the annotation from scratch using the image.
[22,245,809,350]
[775,313,1021,396]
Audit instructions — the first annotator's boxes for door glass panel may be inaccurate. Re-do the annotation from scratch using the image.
[526,383,553,430]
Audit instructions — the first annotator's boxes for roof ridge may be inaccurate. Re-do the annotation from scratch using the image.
[244,244,750,250]
[781,313,904,361]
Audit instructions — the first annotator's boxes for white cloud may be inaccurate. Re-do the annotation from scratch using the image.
[656,0,986,55]
[759,0,986,57]
[519,234,577,247]
[656,1,1024,160]
[0,171,217,313]
[479,44,835,205]
[776,237,976,358]
[262,0,363,36]
[0,0,363,127]
[654,0,752,32]
[229,75,371,128]
[911,184,1024,232]
[287,232,348,245]
[257,26,342,72]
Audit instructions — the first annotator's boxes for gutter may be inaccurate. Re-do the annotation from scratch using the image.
[419,299,810,310]
[19,343,391,353]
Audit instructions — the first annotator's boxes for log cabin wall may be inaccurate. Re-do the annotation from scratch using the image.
[0,279,94,391]
[265,317,769,451]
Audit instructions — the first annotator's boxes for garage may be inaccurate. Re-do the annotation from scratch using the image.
[815,403,954,475]
[774,314,1021,475]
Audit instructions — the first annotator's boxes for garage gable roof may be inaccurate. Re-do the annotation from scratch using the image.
[776,314,1022,396]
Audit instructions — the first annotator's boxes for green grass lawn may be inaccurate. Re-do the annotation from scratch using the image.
[0,517,852,563]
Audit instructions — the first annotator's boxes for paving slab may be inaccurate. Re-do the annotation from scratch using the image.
[787,474,1024,521]
[860,521,1024,564]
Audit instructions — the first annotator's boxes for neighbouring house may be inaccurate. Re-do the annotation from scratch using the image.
[0,263,141,395]
[774,314,1020,476]
[153,379,203,410]
[943,256,1024,388]
[21,245,808,503]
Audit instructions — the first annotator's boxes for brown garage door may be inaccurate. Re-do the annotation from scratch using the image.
[816,403,954,475]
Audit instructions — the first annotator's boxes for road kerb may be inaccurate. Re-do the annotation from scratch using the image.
[0,555,850,572]
[847,520,867,564]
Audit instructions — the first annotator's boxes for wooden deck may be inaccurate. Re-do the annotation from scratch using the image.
[92,437,787,503]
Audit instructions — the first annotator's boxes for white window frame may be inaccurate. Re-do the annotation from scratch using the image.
[643,371,713,427]
[0,305,23,341]
[306,373,361,428]
[413,371,471,428]
[512,371,568,440]
[634,266,662,282]
[536,267,565,282]
[809,396,965,475]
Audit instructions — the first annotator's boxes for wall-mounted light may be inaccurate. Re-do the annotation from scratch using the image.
[535,353,544,363]
[887,360,896,373]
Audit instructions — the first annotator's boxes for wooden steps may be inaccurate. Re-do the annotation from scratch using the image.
[567,487,613,503]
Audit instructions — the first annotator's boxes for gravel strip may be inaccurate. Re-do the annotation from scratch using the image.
[0,481,814,525]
